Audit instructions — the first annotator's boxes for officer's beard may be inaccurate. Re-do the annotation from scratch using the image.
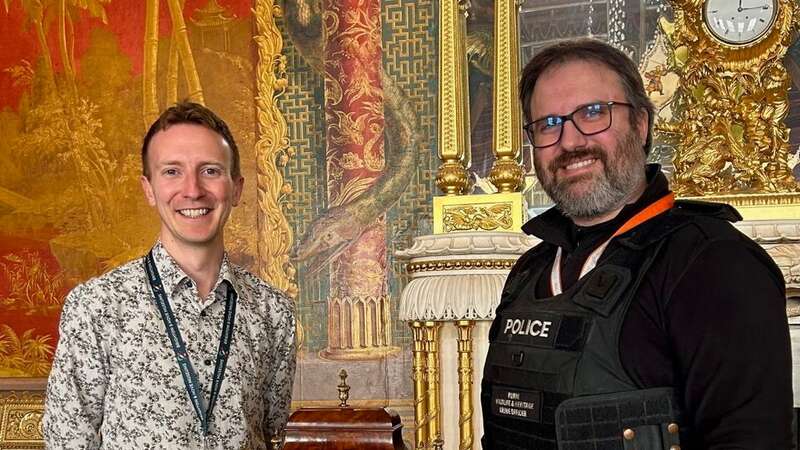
[535,131,646,221]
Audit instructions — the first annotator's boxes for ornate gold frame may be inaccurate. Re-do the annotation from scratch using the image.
[254,0,298,298]
[0,379,45,449]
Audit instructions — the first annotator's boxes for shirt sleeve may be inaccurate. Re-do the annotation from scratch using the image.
[666,240,793,449]
[263,294,297,442]
[43,283,108,449]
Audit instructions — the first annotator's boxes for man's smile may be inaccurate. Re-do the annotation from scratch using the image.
[177,208,211,218]
[563,157,598,172]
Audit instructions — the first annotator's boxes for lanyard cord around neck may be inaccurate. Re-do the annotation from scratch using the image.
[144,250,237,436]
[550,193,675,296]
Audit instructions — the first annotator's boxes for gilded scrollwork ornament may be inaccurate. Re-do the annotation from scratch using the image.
[254,0,298,298]
[661,0,800,196]
[442,203,513,233]
[0,392,45,448]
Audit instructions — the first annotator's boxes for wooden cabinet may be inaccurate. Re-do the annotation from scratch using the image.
[282,407,407,450]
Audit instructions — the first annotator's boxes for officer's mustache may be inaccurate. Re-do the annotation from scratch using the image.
[548,147,607,175]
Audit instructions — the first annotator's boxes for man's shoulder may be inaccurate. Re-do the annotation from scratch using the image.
[230,264,294,309]
[649,202,781,283]
[624,200,746,250]
[667,201,749,245]
[67,257,145,303]
[61,256,146,321]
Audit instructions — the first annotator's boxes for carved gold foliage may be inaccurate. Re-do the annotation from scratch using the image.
[662,0,799,196]
[442,203,513,232]
[253,0,298,298]
[0,392,45,449]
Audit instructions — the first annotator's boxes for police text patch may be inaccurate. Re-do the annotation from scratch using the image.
[491,387,543,423]
[499,311,561,348]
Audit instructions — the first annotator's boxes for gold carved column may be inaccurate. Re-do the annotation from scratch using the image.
[435,0,471,196]
[411,321,429,449]
[423,321,443,446]
[488,0,524,194]
[409,0,530,449]
[432,0,526,233]
[456,320,475,450]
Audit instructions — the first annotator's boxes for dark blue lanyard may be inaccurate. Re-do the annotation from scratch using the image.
[144,250,237,435]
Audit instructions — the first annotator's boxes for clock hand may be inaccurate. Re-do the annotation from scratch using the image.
[739,4,769,10]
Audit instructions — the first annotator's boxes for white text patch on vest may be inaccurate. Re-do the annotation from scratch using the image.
[503,318,552,338]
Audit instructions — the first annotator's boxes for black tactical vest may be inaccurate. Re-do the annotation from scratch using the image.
[478,203,726,450]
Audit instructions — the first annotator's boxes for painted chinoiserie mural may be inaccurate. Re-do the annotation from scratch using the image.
[0,0,267,377]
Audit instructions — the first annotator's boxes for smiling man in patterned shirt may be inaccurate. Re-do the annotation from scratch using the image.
[43,101,297,449]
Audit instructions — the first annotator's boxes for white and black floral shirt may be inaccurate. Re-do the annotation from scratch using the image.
[44,242,296,450]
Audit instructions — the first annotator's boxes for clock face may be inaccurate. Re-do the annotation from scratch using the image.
[703,0,778,45]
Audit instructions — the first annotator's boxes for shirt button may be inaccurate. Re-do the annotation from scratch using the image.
[204,359,213,366]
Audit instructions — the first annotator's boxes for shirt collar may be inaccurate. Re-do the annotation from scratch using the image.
[521,164,671,251]
[149,241,240,298]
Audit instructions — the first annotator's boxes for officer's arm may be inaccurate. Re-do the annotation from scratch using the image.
[43,284,107,449]
[666,240,792,449]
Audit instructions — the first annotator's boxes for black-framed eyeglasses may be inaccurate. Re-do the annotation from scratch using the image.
[523,101,634,149]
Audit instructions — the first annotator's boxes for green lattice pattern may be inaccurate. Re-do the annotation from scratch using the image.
[279,0,437,350]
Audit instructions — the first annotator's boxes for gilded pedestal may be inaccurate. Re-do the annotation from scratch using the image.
[397,232,537,450]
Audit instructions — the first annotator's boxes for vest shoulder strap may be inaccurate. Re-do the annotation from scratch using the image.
[617,200,741,250]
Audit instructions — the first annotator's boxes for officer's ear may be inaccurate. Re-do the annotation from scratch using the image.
[635,108,649,145]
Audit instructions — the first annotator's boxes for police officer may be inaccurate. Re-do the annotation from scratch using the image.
[481,39,793,449]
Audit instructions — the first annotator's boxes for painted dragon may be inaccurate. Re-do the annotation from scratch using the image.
[286,0,421,274]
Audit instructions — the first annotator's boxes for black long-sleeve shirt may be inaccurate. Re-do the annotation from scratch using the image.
[523,165,793,449]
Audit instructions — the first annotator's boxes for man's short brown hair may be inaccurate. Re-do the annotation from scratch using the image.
[141,101,241,178]
[519,38,655,154]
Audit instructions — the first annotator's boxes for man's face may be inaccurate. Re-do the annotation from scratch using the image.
[140,123,244,251]
[530,59,648,221]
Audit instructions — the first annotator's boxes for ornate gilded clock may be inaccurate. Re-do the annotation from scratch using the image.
[703,0,778,46]
[660,0,799,198]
